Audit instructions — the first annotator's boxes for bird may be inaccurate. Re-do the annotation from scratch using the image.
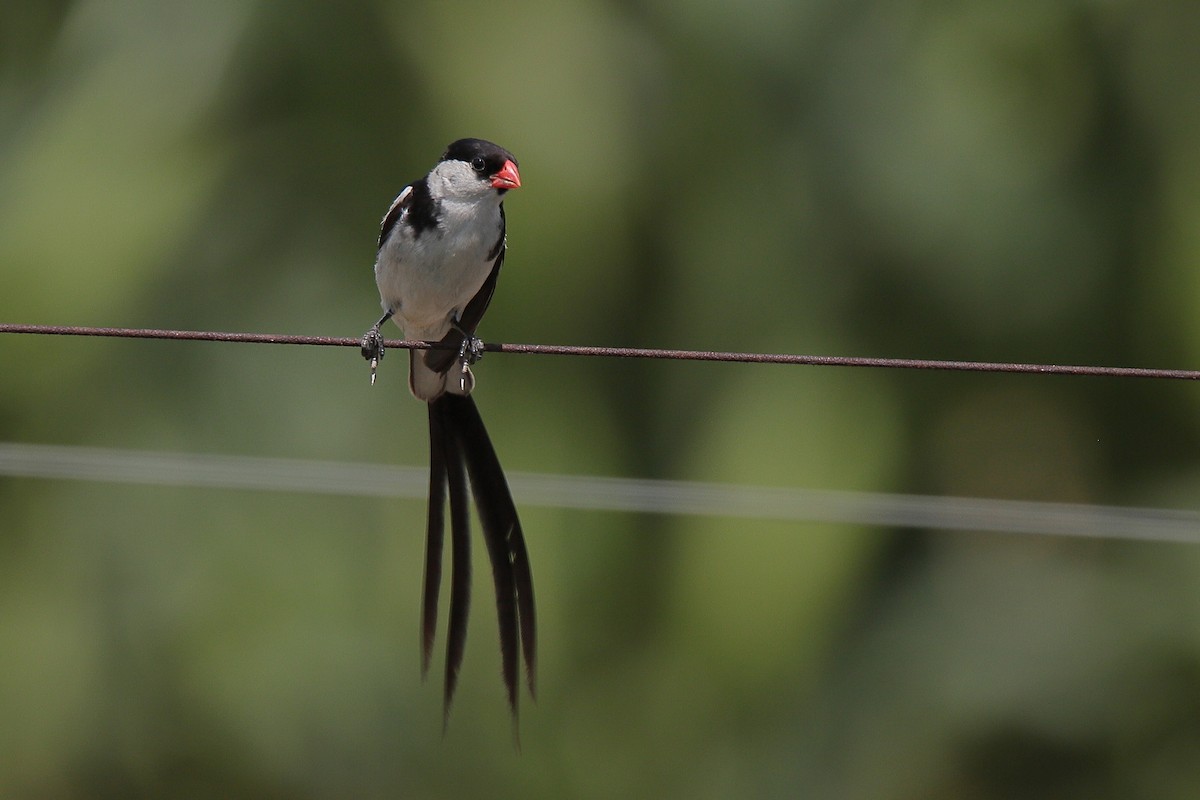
[359,138,535,730]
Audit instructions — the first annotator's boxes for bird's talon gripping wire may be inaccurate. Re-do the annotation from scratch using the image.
[361,311,394,386]
[457,334,485,367]
[361,329,383,384]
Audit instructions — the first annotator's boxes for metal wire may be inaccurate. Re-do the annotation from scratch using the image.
[2,325,1197,541]
[2,323,1199,380]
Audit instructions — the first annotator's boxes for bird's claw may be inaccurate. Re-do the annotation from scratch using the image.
[361,327,385,385]
[452,334,484,394]
[458,334,485,366]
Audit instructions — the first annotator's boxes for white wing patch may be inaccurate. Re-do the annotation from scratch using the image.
[378,184,414,249]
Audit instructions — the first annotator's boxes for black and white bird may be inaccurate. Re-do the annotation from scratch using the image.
[360,138,535,728]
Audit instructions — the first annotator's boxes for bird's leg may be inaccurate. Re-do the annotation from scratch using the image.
[450,320,485,366]
[361,309,394,385]
[449,319,484,395]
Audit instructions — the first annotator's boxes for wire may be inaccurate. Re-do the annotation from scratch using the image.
[2,323,1199,380]
[1,442,1197,544]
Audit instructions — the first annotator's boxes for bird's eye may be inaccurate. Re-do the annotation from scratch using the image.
[471,156,487,173]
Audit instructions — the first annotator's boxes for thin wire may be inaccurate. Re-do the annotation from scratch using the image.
[1,442,1198,543]
[2,323,1198,380]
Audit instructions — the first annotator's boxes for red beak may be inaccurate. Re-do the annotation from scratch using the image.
[491,159,522,190]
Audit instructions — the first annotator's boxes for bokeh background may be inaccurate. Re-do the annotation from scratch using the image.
[3,1,1200,797]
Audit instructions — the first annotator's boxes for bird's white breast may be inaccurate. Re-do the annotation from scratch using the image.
[374,197,501,341]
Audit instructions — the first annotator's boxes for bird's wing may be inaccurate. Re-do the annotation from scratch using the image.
[378,184,414,250]
[424,207,506,375]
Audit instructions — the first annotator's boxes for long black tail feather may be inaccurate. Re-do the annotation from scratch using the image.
[424,394,536,727]
[442,405,472,723]
[421,405,447,678]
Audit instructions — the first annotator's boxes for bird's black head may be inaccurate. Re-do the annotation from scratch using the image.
[440,138,521,192]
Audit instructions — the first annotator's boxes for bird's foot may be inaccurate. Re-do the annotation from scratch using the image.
[452,332,483,395]
[457,333,485,366]
[360,326,385,385]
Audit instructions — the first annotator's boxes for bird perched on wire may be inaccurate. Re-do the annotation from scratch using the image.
[360,138,535,730]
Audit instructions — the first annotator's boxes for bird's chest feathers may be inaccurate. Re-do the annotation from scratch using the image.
[376,202,499,325]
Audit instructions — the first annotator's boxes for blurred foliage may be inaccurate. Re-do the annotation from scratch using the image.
[2,0,1200,797]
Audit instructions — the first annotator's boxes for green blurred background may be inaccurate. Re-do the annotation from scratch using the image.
[3,1,1200,797]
